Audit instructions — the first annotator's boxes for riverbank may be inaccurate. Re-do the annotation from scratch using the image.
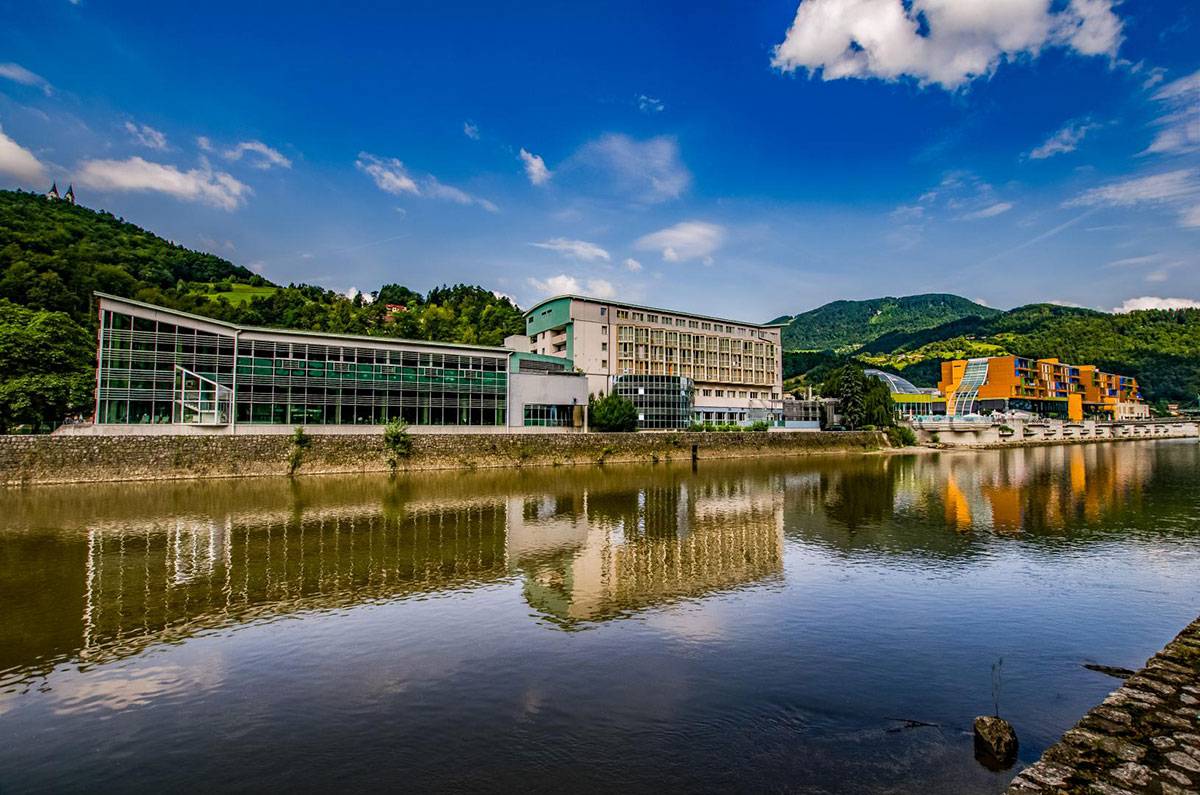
[1008,615,1200,794]
[0,429,886,486]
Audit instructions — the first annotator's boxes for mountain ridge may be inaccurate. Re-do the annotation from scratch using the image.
[772,293,1000,351]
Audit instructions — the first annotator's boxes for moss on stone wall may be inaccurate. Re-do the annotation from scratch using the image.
[0,431,885,486]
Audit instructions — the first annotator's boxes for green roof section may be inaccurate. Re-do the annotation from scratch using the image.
[522,294,787,329]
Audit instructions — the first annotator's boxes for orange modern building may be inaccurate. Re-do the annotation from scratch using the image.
[939,356,1147,421]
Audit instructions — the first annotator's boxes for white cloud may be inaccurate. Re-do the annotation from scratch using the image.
[422,175,499,212]
[356,152,419,195]
[637,94,665,113]
[76,156,251,211]
[527,274,615,299]
[586,278,616,298]
[463,121,480,140]
[196,136,213,152]
[0,62,52,95]
[1028,120,1101,159]
[124,121,168,151]
[528,274,581,295]
[961,201,1013,220]
[1113,296,1200,313]
[636,221,724,263]
[1182,204,1200,229]
[1048,299,1088,308]
[519,148,552,185]
[356,151,497,211]
[573,134,691,203]
[771,0,1123,91]
[531,238,610,261]
[623,257,643,272]
[0,124,46,182]
[223,140,291,170]
[1104,254,1160,268]
[1066,169,1200,227]
[1143,70,1199,156]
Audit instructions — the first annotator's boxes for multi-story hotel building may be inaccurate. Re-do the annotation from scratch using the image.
[511,295,785,428]
[940,355,1148,421]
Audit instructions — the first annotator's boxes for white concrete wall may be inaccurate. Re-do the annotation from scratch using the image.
[508,372,590,428]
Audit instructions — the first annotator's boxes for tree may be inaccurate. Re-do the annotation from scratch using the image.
[589,392,638,432]
[835,365,866,430]
[0,300,94,432]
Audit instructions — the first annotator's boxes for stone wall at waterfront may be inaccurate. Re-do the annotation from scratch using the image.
[0,430,886,486]
[1008,615,1200,794]
[912,417,1199,448]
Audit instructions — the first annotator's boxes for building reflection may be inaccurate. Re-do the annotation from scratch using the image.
[1,468,785,680]
[75,500,510,668]
[509,478,785,625]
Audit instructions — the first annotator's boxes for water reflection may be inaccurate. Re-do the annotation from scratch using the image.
[0,441,1191,687]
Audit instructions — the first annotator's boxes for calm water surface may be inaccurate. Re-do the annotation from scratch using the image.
[2,440,1199,793]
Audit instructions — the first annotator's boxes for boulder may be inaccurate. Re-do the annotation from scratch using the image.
[974,715,1018,770]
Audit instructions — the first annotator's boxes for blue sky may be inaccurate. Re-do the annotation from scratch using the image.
[1,0,1197,321]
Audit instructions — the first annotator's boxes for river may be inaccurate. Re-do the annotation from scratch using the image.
[1,440,1198,793]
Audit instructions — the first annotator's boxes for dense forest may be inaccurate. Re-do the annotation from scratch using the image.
[0,190,524,431]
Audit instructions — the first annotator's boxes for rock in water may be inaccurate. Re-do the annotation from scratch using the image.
[973,715,1018,770]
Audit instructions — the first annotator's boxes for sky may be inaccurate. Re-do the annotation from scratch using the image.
[0,0,1198,322]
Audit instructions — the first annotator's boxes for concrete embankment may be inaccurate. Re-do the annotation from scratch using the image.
[1008,615,1200,794]
[0,429,885,486]
[913,418,1198,448]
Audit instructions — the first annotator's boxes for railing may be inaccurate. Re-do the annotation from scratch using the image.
[174,366,232,425]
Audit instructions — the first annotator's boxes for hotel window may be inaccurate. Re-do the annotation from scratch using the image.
[702,389,712,397]
[601,326,607,334]
[633,312,644,322]
[647,314,659,323]
[600,360,607,369]
[601,342,608,351]
[689,320,699,329]
[616,310,629,319]
[600,307,607,316]
[715,389,724,397]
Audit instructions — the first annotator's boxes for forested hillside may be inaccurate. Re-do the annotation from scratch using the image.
[0,190,524,431]
[771,294,999,351]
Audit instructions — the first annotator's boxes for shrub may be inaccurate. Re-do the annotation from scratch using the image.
[589,392,638,432]
[383,418,413,474]
[997,424,1015,435]
[886,425,918,447]
[749,420,769,432]
[287,426,312,475]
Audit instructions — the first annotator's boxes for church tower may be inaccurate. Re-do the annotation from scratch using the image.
[64,184,75,205]
[46,182,60,200]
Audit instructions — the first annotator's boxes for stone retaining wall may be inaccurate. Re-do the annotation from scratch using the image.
[0,430,886,486]
[1009,615,1200,794]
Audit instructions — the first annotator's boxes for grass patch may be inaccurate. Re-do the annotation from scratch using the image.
[195,282,279,305]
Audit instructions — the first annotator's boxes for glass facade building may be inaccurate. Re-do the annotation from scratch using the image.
[612,374,695,429]
[96,295,510,429]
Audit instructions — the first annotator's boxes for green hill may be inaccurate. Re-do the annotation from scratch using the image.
[0,189,256,322]
[773,293,1000,351]
[778,295,1200,404]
